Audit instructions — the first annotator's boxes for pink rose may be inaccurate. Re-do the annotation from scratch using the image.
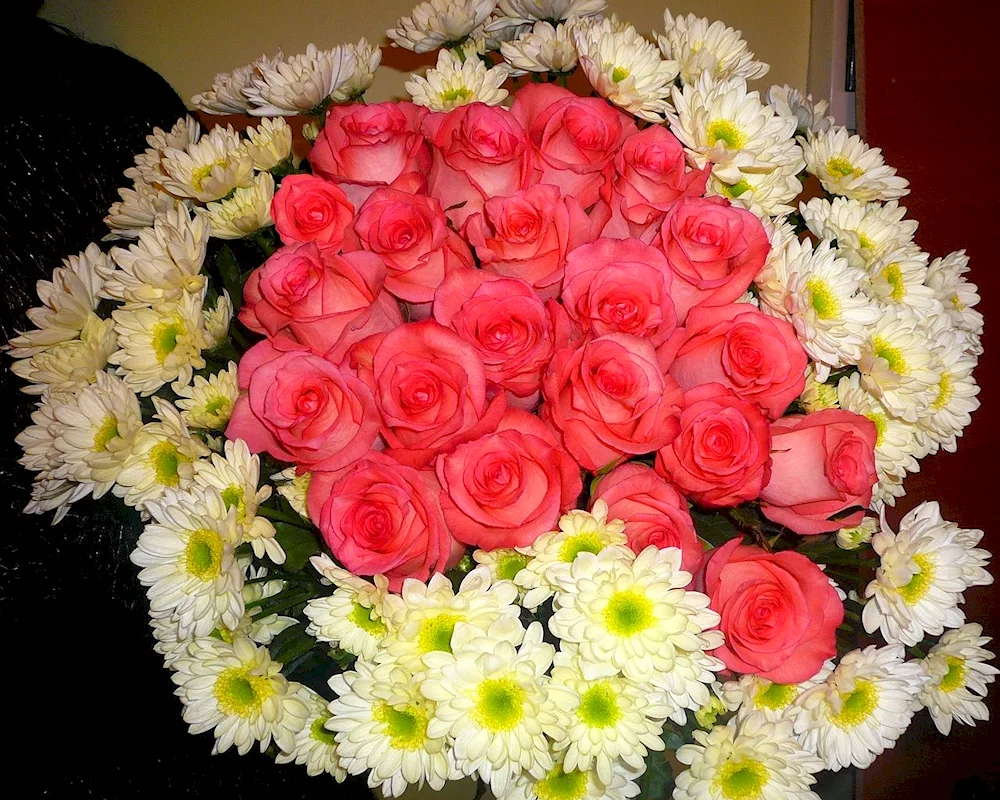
[309,102,431,207]
[433,269,557,407]
[240,242,402,360]
[464,184,597,299]
[561,237,678,347]
[511,83,637,209]
[307,452,459,591]
[591,462,703,574]
[424,103,536,228]
[272,174,354,250]
[226,338,380,472]
[658,197,770,321]
[541,333,683,472]
[655,383,771,508]
[668,304,808,420]
[436,409,582,549]
[704,537,844,683]
[759,409,878,535]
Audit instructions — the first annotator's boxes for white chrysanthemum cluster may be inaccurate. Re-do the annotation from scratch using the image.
[659,10,769,86]
[406,47,511,111]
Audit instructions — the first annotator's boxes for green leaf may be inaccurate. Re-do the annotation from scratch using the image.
[269,624,317,666]
[215,244,244,308]
[690,509,740,548]
[272,522,320,572]
[638,749,675,799]
[663,732,688,751]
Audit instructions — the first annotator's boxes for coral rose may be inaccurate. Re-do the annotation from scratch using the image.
[271,173,354,250]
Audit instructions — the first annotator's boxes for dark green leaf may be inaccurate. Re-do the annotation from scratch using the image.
[269,624,316,666]
[663,732,688,751]
[272,522,320,572]
[638,749,675,799]
[690,509,740,548]
[215,244,244,308]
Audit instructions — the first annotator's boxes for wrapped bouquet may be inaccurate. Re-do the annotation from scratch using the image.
[8,1,994,798]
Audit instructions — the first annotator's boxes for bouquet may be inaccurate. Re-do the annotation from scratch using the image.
[8,2,995,798]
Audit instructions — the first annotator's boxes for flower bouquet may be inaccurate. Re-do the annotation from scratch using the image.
[8,1,995,798]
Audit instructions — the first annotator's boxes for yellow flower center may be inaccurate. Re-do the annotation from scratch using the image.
[204,394,230,417]
[720,178,751,198]
[578,681,622,728]
[939,656,966,693]
[707,119,745,149]
[440,87,473,104]
[830,679,880,729]
[866,412,887,447]
[535,765,589,800]
[92,415,119,452]
[558,533,604,562]
[191,159,229,192]
[881,263,906,302]
[310,713,337,746]
[213,667,273,718]
[350,601,387,637]
[603,590,654,637]
[950,294,965,311]
[898,553,935,605]
[152,321,184,364]
[826,155,863,179]
[755,682,797,711]
[221,484,247,524]
[872,336,909,375]
[931,373,953,411]
[184,528,224,580]
[373,701,427,751]
[858,233,876,251]
[806,277,841,320]
[611,65,630,83]
[149,440,184,487]
[417,613,460,653]
[714,758,770,800]
[495,550,529,581]
[474,678,526,732]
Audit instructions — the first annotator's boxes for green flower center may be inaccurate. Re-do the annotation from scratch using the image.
[578,681,622,728]
[872,336,909,375]
[695,696,728,728]
[213,667,273,718]
[440,87,473,104]
[715,758,770,800]
[373,701,427,751]
[826,155,862,179]
[830,679,880,729]
[92,415,119,452]
[474,678,525,732]
[931,373,953,411]
[603,589,654,637]
[755,682,797,710]
[898,553,935,605]
[152,321,183,364]
[417,613,460,653]
[806,277,841,320]
[221,484,247,524]
[495,550,529,581]
[205,394,229,417]
[350,601,388,637]
[939,656,966,693]
[310,714,337,746]
[720,178,751,198]
[149,440,183,487]
[707,119,745,149]
[881,263,906,302]
[535,765,589,800]
[558,533,604,562]
[184,528,224,580]
[611,65,630,83]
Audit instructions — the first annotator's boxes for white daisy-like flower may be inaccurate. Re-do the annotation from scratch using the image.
[201,291,234,351]
[800,197,917,270]
[675,713,825,800]
[751,215,797,316]
[505,758,642,800]
[22,476,92,523]
[422,620,555,796]
[131,485,243,637]
[575,18,679,121]
[514,500,629,610]
[149,610,196,669]
[243,117,293,172]
[801,126,909,201]
[768,84,834,135]
[275,686,347,778]
[722,664,834,724]
[501,20,578,74]
[709,137,805,217]
[799,364,839,412]
[862,246,939,312]
[388,0,496,53]
[104,180,189,240]
[917,321,980,454]
[10,313,117,396]
[837,517,879,550]
[191,60,258,115]
[951,524,993,593]
[172,636,309,755]
[244,43,356,116]
[272,466,312,519]
[406,48,510,111]
[918,623,997,735]
[332,38,382,101]
[924,250,984,347]
[175,362,239,431]
[195,171,275,240]
[659,11,769,86]
[794,644,927,770]
[16,392,69,482]
[651,644,727,726]
[304,554,392,660]
[125,115,201,186]
[473,547,532,585]
[328,657,459,798]
[160,125,254,203]
[494,0,606,25]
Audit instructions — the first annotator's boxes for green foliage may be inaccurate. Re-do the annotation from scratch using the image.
[638,749,676,799]
[690,508,740,548]
[272,521,320,573]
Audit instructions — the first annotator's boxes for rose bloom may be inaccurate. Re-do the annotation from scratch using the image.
[433,269,557,407]
[351,320,507,467]
[561,237,678,347]
[511,83,637,209]
[655,383,771,508]
[704,537,844,683]
[668,303,807,420]
[307,452,459,591]
[591,462,703,574]
[759,409,878,535]
[658,197,770,321]
[464,184,597,299]
[436,409,582,550]
[348,186,473,313]
[240,241,402,360]
[271,173,354,250]
[424,103,536,228]
[226,338,380,472]
[541,332,683,472]
[309,101,431,207]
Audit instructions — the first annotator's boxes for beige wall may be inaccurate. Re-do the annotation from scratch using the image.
[39,1,810,108]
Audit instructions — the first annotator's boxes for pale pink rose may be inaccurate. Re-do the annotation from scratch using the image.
[271,173,354,250]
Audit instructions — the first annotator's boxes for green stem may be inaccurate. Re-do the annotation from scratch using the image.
[246,587,319,616]
[258,505,309,527]
[472,778,488,800]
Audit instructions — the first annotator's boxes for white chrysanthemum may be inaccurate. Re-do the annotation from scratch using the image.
[149,610,196,669]
[917,322,980,454]
[10,314,117,396]
[125,115,201,186]
[113,397,210,510]
[22,476,92,523]
[160,125,254,203]
[109,291,207,395]
[495,0,606,25]
[272,466,312,519]
[798,364,839,413]
[951,525,994,594]
[328,657,459,797]
[539,651,668,785]
[104,181,189,240]
[131,485,243,637]
[244,43,356,116]
[722,664,833,725]
[332,38,382,101]
[548,546,722,685]
[473,547,532,587]
[191,59,259,115]
[710,137,805,217]
[238,563,298,644]
[575,18,679,121]
[514,500,629,609]
[202,291,234,351]
[242,117,293,172]
[505,758,641,800]
[501,20,577,74]
[175,362,238,431]
[751,216,797,316]
[794,644,927,770]
[768,84,834,135]
[862,246,938,312]
[196,171,275,240]
[16,392,70,482]
[924,250,984,347]
[800,197,917,270]
[406,48,509,111]
[801,126,909,201]
[388,0,495,53]
[837,517,879,550]
[676,714,825,800]
[659,11,769,86]
[304,554,392,660]
[918,623,997,735]
[275,686,347,778]
[422,620,555,796]
[172,636,309,755]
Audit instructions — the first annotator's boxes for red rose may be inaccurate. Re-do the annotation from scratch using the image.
[655,383,771,508]
[759,409,878,535]
[240,241,403,360]
[271,173,354,250]
[591,462,703,574]
[541,333,683,472]
[704,537,844,682]
[561,237,678,347]
[658,197,770,321]
[668,304,808,420]
[436,409,582,549]
[464,184,597,299]
[309,102,430,207]
[433,269,557,408]
[424,103,536,228]
[226,338,380,472]
[307,452,459,591]
[511,83,637,209]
